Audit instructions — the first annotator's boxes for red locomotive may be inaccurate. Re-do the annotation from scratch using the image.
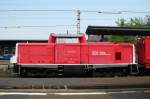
[136,38,150,69]
[11,26,150,76]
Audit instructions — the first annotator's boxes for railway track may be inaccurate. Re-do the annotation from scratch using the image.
[0,61,150,89]
[0,77,150,89]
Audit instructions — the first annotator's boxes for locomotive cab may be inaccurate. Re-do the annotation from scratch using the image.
[48,33,88,76]
[48,33,86,43]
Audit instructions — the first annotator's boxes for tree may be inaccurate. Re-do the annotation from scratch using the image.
[109,15,150,43]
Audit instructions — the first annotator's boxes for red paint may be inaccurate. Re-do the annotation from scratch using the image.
[55,44,81,64]
[18,43,54,64]
[17,33,133,65]
[136,37,150,69]
[81,42,133,64]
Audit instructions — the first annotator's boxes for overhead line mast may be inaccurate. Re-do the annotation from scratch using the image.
[77,10,81,34]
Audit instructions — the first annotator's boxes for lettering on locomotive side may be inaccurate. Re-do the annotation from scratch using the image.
[91,51,111,56]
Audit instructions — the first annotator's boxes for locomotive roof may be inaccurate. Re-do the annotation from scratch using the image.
[86,26,150,36]
[51,33,84,38]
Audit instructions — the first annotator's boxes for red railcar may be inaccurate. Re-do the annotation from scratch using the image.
[11,33,136,76]
[136,38,150,69]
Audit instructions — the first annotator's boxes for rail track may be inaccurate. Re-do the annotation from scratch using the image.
[0,77,150,89]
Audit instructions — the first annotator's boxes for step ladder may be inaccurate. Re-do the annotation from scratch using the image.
[130,65,139,75]
[57,65,64,76]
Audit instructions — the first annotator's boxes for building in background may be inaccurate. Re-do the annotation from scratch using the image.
[0,36,47,60]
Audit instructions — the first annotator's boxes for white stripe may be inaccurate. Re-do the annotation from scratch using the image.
[144,90,150,92]
[132,44,136,64]
[51,92,107,95]
[0,90,150,96]
[19,63,131,65]
[0,92,47,96]
[108,91,137,94]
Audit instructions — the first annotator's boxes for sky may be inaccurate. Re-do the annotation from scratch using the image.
[0,0,150,40]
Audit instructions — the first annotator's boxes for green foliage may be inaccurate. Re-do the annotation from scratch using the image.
[109,35,135,43]
[109,15,150,43]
